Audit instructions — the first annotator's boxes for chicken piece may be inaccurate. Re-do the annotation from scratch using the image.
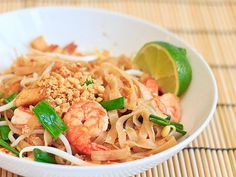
[31,36,49,51]
[15,87,45,107]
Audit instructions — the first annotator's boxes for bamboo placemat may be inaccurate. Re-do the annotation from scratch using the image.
[0,0,236,177]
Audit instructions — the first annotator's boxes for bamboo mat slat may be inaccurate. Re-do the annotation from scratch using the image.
[0,0,236,177]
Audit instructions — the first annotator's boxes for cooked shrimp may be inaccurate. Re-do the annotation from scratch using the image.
[63,100,109,155]
[152,93,180,122]
[11,107,42,129]
[143,77,159,95]
[160,93,180,122]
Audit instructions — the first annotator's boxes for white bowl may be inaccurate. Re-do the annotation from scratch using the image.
[0,7,217,177]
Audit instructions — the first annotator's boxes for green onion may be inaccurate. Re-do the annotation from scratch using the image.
[0,126,10,141]
[0,138,19,156]
[175,128,187,135]
[149,114,186,135]
[149,114,167,125]
[3,92,17,110]
[33,148,56,164]
[33,100,67,138]
[100,96,125,111]
[0,118,10,141]
[150,114,168,122]
[84,76,94,86]
[149,116,168,127]
[170,121,184,130]
[150,113,170,121]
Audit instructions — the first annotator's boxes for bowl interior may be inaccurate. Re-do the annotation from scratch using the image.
[0,7,217,177]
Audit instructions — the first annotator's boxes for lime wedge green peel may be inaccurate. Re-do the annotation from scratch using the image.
[133,41,192,96]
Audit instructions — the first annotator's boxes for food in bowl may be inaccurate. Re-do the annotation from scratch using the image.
[0,36,191,165]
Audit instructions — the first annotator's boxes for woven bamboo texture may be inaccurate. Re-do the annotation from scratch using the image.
[0,0,235,177]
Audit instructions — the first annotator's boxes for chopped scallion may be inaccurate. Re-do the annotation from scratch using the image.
[100,96,125,111]
[149,114,186,135]
[170,121,184,130]
[84,76,94,86]
[175,128,187,135]
[0,138,19,156]
[33,100,67,139]
[33,148,56,164]
[0,117,10,141]
[149,116,168,127]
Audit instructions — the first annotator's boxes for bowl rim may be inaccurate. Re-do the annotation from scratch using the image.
[0,6,218,171]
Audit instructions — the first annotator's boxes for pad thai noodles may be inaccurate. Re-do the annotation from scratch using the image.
[0,36,187,165]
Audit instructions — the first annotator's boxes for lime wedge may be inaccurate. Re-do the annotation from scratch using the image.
[133,41,192,96]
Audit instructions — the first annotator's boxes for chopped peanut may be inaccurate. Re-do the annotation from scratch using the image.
[36,62,104,115]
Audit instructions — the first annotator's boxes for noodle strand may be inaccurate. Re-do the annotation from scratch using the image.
[19,146,92,166]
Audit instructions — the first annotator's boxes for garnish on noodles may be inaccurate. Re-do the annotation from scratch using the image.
[0,36,191,165]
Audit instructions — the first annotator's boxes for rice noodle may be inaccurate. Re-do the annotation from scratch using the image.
[0,121,7,126]
[126,127,138,142]
[91,147,131,161]
[0,74,15,85]
[94,131,107,144]
[105,110,119,145]
[59,134,72,155]
[104,74,122,99]
[124,118,138,143]
[0,99,16,112]
[19,146,92,166]
[142,110,155,142]
[102,63,137,109]
[116,109,144,147]
[138,123,148,140]
[132,114,142,127]
[141,103,157,115]
[139,136,176,156]
[109,75,123,99]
